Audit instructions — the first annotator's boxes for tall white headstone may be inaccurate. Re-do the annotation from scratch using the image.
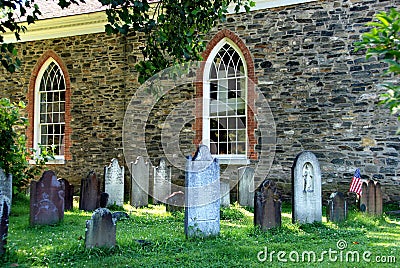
[131,156,150,207]
[104,159,124,207]
[292,151,322,224]
[153,158,171,204]
[185,145,220,238]
[238,166,254,207]
[0,168,12,210]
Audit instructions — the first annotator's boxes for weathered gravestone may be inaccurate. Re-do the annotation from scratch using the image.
[104,158,124,207]
[153,158,171,204]
[79,171,100,211]
[327,192,347,222]
[0,168,12,208]
[100,192,109,208]
[166,191,185,212]
[238,166,255,208]
[359,180,383,216]
[220,180,230,207]
[30,170,65,225]
[292,151,322,224]
[59,178,74,211]
[85,208,116,248]
[185,145,220,238]
[0,194,10,255]
[130,156,150,207]
[254,179,281,230]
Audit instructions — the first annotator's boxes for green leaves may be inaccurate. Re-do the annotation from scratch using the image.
[354,8,400,123]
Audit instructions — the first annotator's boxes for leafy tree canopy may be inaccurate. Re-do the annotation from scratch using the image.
[0,0,254,82]
[354,8,400,122]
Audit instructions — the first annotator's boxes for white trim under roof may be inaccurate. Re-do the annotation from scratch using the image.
[228,0,317,13]
[3,11,108,43]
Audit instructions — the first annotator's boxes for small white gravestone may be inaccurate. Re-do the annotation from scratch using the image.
[292,151,322,224]
[104,159,124,207]
[220,180,230,207]
[185,145,220,238]
[0,168,12,211]
[153,158,171,204]
[130,156,150,207]
[238,166,255,208]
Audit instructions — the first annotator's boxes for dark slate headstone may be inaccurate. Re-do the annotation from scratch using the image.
[254,179,281,230]
[104,159,124,207]
[166,191,185,212]
[79,171,100,211]
[131,156,150,207]
[30,170,65,226]
[0,195,10,255]
[59,178,74,211]
[0,168,12,209]
[327,192,347,222]
[375,181,383,216]
[185,145,220,238]
[85,208,116,248]
[100,192,109,208]
[238,166,255,208]
[153,158,171,204]
[359,181,369,212]
[292,151,322,224]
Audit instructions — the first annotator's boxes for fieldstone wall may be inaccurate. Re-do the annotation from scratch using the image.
[1,0,399,202]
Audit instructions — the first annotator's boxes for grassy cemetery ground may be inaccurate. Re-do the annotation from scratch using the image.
[1,196,399,267]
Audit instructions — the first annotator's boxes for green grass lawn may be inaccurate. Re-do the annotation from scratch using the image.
[1,196,399,267]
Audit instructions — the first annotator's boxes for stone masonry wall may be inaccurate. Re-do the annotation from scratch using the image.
[0,0,399,202]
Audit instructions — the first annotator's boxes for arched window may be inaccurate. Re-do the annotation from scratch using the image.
[33,58,66,161]
[202,38,248,161]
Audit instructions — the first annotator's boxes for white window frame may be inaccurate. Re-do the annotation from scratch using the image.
[32,58,66,164]
[202,38,250,165]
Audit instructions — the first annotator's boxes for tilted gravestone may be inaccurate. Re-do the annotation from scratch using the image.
[30,170,65,226]
[0,194,10,255]
[185,145,220,238]
[254,179,281,230]
[104,158,124,207]
[59,178,74,211]
[292,151,322,224]
[327,192,347,222]
[359,180,383,216]
[79,171,101,211]
[166,191,185,212]
[130,156,150,207]
[0,168,12,209]
[238,166,255,208]
[220,180,230,207]
[85,208,116,248]
[153,158,171,204]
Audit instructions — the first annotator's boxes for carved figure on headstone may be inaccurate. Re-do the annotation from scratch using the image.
[303,163,314,192]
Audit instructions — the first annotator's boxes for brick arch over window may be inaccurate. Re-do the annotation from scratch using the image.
[194,29,257,160]
[27,50,72,161]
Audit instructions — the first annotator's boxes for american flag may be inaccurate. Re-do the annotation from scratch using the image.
[349,168,362,195]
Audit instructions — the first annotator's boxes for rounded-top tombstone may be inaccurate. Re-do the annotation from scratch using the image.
[292,151,322,224]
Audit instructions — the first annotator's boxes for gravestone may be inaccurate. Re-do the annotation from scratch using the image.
[104,158,124,207]
[185,145,220,238]
[100,192,109,208]
[59,178,74,211]
[254,179,281,230]
[153,158,171,204]
[30,170,65,225]
[238,166,255,207]
[0,168,12,208]
[0,195,10,255]
[359,180,369,212]
[359,180,383,216]
[327,192,347,222]
[220,180,230,207]
[166,191,185,212]
[375,181,383,216]
[85,208,116,248]
[79,171,100,211]
[292,151,322,224]
[131,156,150,207]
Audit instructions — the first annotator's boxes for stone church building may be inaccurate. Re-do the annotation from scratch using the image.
[1,0,399,202]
